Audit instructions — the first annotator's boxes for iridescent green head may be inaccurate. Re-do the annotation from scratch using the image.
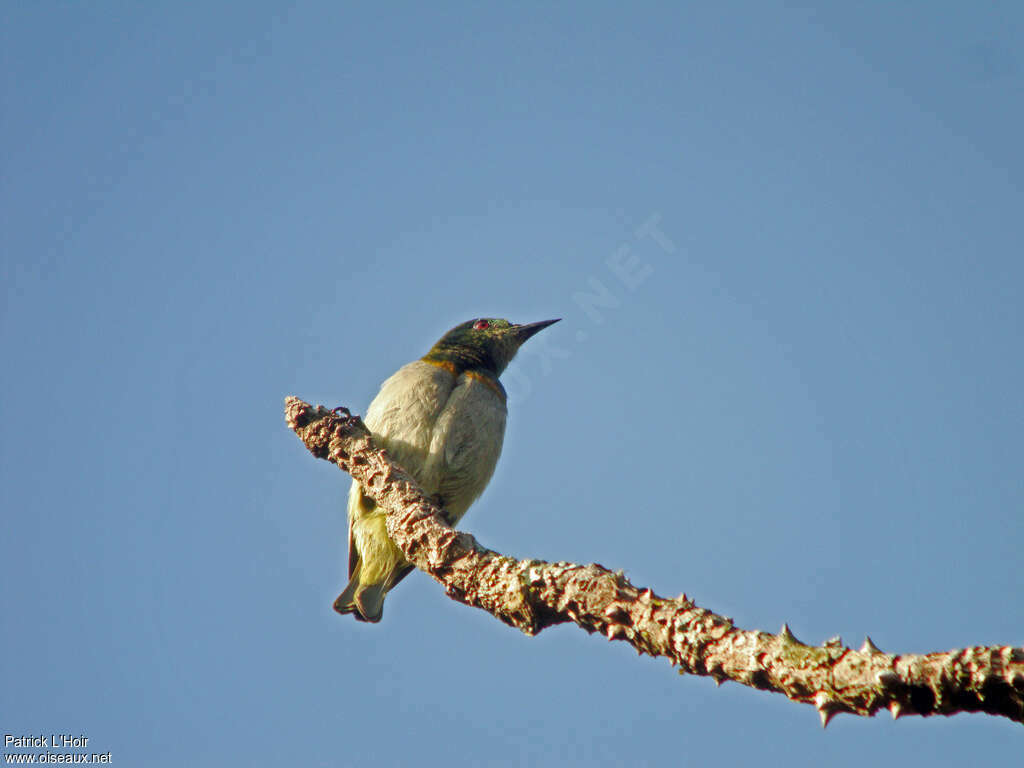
[423,317,560,376]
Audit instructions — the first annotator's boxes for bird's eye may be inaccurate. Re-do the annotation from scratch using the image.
[473,319,489,330]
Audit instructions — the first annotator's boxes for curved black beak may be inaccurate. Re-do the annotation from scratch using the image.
[512,318,561,344]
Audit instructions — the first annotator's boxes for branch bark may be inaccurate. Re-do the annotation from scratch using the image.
[285,396,1024,727]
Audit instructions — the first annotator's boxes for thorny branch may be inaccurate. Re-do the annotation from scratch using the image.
[285,396,1024,727]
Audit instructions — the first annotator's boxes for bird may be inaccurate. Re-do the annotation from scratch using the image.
[334,316,560,622]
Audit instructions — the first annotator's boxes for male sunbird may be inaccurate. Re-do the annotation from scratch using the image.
[335,317,560,622]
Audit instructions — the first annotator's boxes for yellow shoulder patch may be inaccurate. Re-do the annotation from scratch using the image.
[422,358,506,401]
[421,358,459,376]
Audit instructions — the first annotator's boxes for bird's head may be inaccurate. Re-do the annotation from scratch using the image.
[424,317,560,376]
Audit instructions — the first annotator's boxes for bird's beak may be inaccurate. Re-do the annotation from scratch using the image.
[512,318,561,344]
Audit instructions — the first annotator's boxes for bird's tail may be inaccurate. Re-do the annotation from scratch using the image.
[334,559,416,622]
[338,485,417,623]
[334,567,386,623]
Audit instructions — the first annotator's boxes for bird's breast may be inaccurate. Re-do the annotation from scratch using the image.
[361,359,507,519]
[362,361,456,479]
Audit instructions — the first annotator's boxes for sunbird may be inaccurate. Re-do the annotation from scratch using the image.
[335,317,560,622]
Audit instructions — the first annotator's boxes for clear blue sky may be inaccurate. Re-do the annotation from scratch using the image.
[3,3,1022,765]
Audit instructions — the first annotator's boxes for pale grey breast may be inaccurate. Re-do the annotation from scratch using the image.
[363,360,507,522]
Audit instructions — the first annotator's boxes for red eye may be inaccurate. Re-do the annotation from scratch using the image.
[473,319,489,330]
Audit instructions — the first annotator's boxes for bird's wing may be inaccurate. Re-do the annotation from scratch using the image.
[364,360,456,496]
[346,483,376,578]
[347,518,359,578]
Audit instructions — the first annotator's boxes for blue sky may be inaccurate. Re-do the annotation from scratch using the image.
[2,3,1022,765]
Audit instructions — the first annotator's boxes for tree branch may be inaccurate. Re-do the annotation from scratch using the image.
[285,396,1024,727]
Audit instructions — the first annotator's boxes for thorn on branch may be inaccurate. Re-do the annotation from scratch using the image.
[780,623,803,645]
[815,691,842,728]
[860,636,883,655]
